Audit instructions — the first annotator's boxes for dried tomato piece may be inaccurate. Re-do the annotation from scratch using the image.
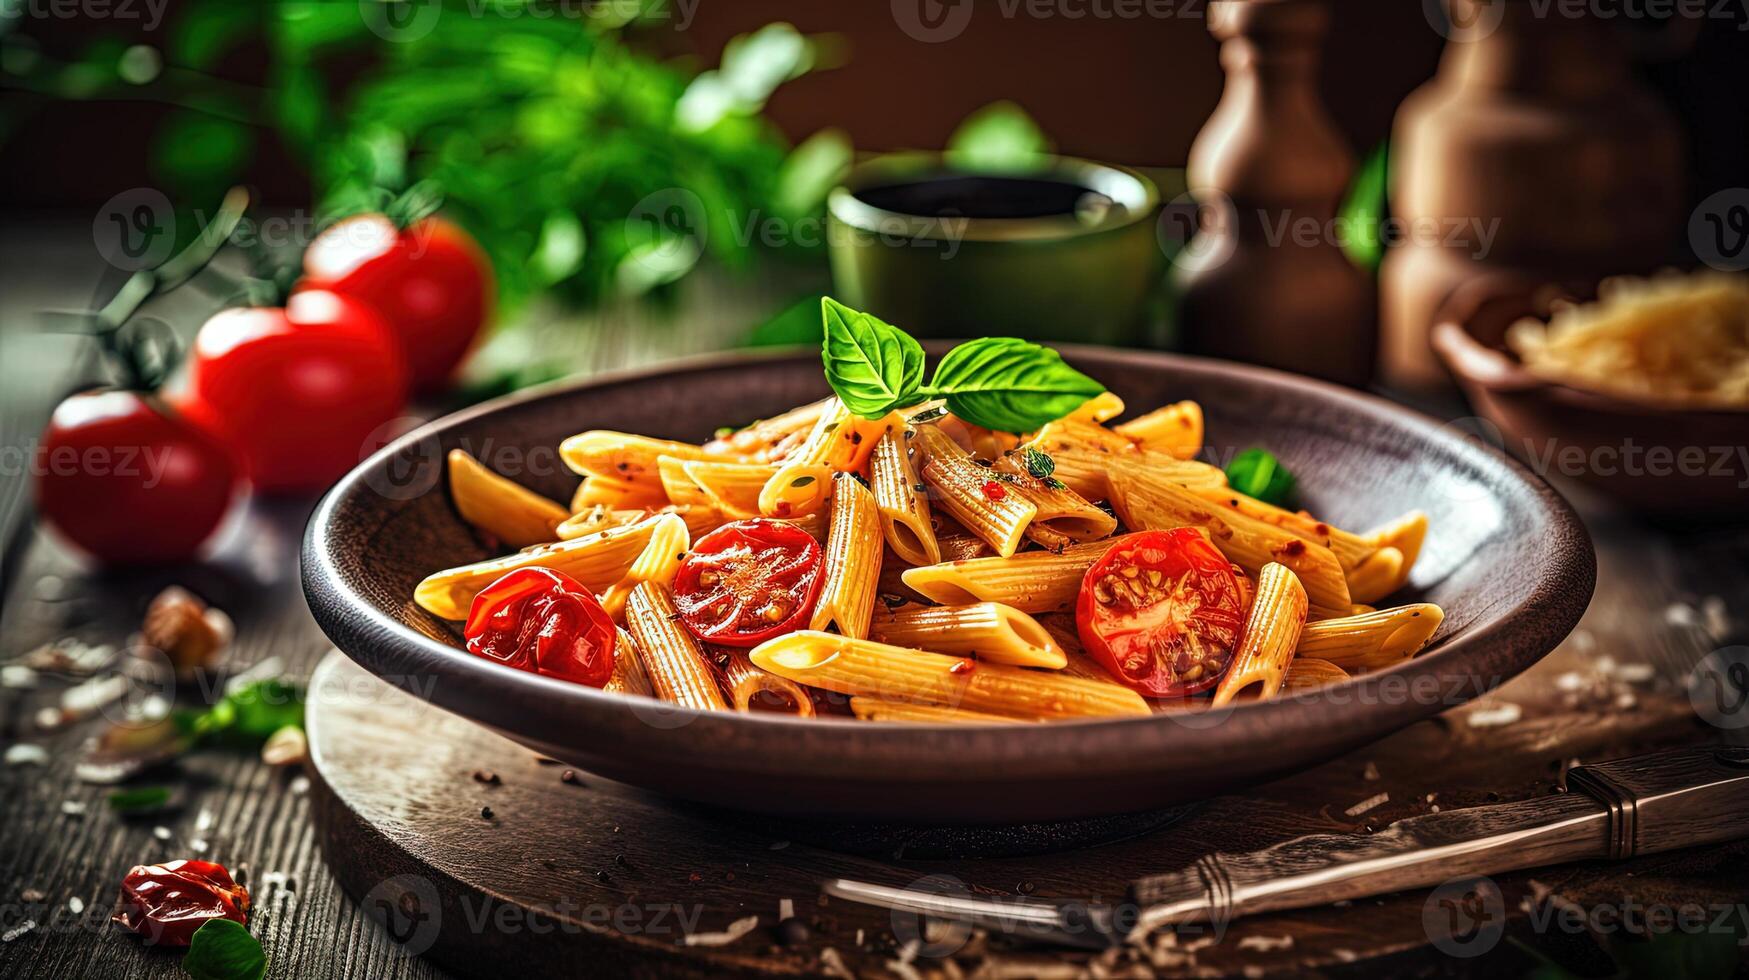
[114,859,250,946]
[463,567,618,687]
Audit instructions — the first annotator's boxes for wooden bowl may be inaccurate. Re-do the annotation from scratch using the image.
[1431,274,1749,519]
[301,346,1594,824]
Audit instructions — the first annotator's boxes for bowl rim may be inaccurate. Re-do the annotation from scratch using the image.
[302,346,1596,784]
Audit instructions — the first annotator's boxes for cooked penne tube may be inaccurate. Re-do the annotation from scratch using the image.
[749,631,1150,720]
[718,648,816,716]
[656,455,716,511]
[447,449,570,548]
[1280,657,1349,693]
[809,473,882,639]
[1212,562,1309,707]
[598,513,691,620]
[850,698,1020,724]
[703,397,831,462]
[570,472,670,509]
[869,426,940,566]
[680,459,780,520]
[1051,449,1226,501]
[1108,468,1352,618]
[992,455,1118,546]
[1363,510,1429,596]
[624,582,729,711]
[1025,418,1138,456]
[605,628,655,697]
[934,526,992,563]
[414,514,666,620]
[869,602,1067,668]
[759,399,892,517]
[901,540,1115,613]
[1065,391,1126,424]
[1189,485,1377,571]
[558,504,720,541]
[1344,547,1405,606]
[1113,400,1203,459]
[913,424,1038,557]
[1296,603,1444,670]
[561,431,721,487]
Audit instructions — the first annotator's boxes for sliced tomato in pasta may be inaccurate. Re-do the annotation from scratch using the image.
[1075,528,1245,698]
[672,519,824,647]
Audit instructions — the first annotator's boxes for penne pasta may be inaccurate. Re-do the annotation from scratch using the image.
[869,602,1067,668]
[703,397,831,462]
[1343,547,1405,606]
[558,503,720,541]
[1107,467,1353,618]
[414,514,666,620]
[759,399,892,517]
[605,628,655,697]
[561,431,721,488]
[913,424,1038,557]
[1189,485,1378,572]
[718,648,816,716]
[901,540,1115,613]
[1297,603,1444,670]
[992,454,1118,546]
[1280,657,1349,693]
[1065,391,1127,425]
[1212,563,1309,707]
[850,698,1020,724]
[624,582,729,711]
[809,473,883,639]
[750,631,1150,720]
[1364,510,1429,597]
[1051,449,1227,502]
[679,459,781,520]
[1113,400,1203,459]
[598,513,691,620]
[869,426,940,566]
[447,449,570,548]
[570,472,670,510]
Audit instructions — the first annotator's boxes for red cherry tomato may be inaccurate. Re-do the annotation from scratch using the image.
[1076,529,1246,698]
[179,289,407,494]
[114,858,250,946]
[34,390,238,565]
[463,567,618,687]
[671,519,824,647]
[299,214,493,392]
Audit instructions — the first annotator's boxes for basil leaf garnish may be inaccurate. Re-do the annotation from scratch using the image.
[1225,448,1297,507]
[820,297,924,419]
[184,919,266,980]
[924,337,1104,433]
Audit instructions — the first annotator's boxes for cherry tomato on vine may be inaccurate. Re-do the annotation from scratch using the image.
[671,519,824,647]
[300,214,493,392]
[464,567,618,687]
[179,289,407,495]
[1076,528,1246,698]
[113,858,251,946]
[34,390,238,566]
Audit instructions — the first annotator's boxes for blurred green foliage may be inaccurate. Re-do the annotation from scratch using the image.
[1,0,839,311]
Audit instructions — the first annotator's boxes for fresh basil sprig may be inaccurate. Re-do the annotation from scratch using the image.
[819,298,1104,433]
[184,919,266,980]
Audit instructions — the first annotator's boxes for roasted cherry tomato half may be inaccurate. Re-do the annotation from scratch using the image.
[299,214,493,392]
[463,567,617,687]
[35,389,238,566]
[671,519,823,647]
[114,858,250,946]
[1076,528,1245,698]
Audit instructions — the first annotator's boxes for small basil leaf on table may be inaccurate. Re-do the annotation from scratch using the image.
[108,786,174,814]
[821,297,924,418]
[1225,448,1297,507]
[184,918,266,980]
[923,337,1105,433]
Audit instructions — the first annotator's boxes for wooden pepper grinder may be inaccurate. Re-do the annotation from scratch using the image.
[1174,0,1374,387]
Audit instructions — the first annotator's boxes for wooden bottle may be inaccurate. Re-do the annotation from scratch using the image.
[1173,0,1374,387]
[1378,0,1684,389]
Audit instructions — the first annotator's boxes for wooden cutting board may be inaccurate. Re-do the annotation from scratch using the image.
[304,646,1747,979]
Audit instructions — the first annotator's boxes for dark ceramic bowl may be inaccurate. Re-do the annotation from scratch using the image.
[1431,273,1749,519]
[302,346,1594,824]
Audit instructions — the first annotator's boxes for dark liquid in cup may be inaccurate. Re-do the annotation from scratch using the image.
[854,174,1110,220]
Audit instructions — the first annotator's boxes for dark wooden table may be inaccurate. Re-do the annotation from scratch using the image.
[3,226,1747,978]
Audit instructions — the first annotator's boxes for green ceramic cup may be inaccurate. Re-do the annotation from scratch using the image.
[826,153,1162,345]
